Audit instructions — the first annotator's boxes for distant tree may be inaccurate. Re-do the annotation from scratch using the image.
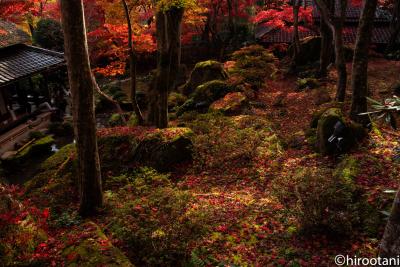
[33,18,64,52]
[314,0,347,101]
[60,0,103,216]
[350,0,379,124]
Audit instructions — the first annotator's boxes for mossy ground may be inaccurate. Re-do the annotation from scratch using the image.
[1,57,400,266]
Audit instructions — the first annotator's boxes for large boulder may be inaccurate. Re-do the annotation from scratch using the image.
[316,108,366,155]
[98,127,193,172]
[180,60,229,96]
[176,80,236,116]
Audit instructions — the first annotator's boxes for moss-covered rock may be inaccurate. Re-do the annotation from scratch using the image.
[180,60,229,96]
[168,92,187,112]
[98,127,194,172]
[2,136,55,169]
[209,92,248,115]
[297,77,320,91]
[176,80,236,116]
[62,221,134,267]
[310,102,344,128]
[316,108,367,155]
[316,108,344,155]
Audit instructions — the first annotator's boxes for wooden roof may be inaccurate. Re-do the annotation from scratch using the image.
[258,1,394,44]
[0,44,65,87]
[260,26,397,44]
[0,20,30,49]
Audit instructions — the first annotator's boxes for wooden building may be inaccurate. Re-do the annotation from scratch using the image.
[256,0,396,46]
[0,20,66,134]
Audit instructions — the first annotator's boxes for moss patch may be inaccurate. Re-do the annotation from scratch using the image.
[62,221,134,267]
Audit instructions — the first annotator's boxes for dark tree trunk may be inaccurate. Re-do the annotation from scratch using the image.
[381,190,400,259]
[148,7,184,128]
[122,0,144,125]
[291,0,301,66]
[386,0,400,53]
[319,0,333,77]
[350,0,378,124]
[60,0,103,216]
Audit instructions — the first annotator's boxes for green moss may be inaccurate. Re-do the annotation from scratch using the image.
[62,222,134,267]
[334,156,359,191]
[310,102,343,128]
[297,78,320,91]
[39,144,76,171]
[168,92,187,112]
[108,113,126,127]
[2,136,55,168]
[176,80,236,116]
[180,60,228,96]
[316,108,344,155]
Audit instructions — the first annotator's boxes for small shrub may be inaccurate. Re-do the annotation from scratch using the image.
[33,18,64,52]
[272,167,360,236]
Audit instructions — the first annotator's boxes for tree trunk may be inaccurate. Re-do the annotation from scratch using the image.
[315,0,347,101]
[122,0,144,125]
[350,0,378,124]
[148,7,184,128]
[334,0,347,101]
[291,0,301,66]
[381,190,400,260]
[319,0,333,77]
[386,0,400,53]
[60,0,103,216]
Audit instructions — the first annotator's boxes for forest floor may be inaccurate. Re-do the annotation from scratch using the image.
[1,57,400,267]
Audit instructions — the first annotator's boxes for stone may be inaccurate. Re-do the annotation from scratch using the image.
[176,80,236,116]
[316,108,344,155]
[209,92,248,115]
[316,108,367,155]
[98,127,194,172]
[180,60,229,96]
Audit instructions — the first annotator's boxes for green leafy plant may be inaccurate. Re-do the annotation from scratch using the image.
[360,96,400,129]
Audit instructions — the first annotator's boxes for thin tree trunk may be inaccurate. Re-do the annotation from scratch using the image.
[319,0,333,77]
[122,0,144,125]
[334,0,347,102]
[60,0,103,216]
[314,0,347,101]
[350,0,378,124]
